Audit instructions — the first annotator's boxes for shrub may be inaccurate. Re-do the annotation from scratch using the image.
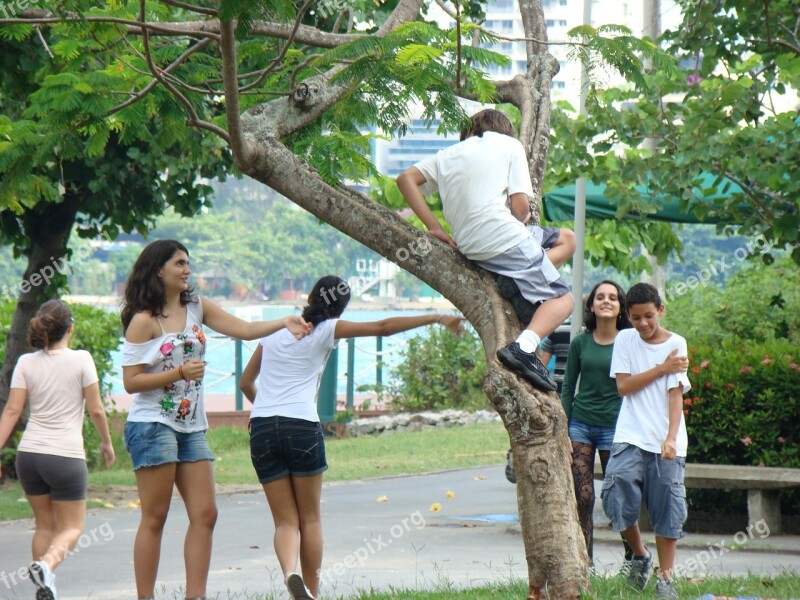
[389,325,488,412]
[684,336,800,517]
[0,299,122,474]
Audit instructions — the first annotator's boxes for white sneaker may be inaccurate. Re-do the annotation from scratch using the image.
[28,561,57,600]
[285,572,314,599]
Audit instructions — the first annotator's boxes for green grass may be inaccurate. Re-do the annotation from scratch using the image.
[1,421,509,519]
[148,572,800,599]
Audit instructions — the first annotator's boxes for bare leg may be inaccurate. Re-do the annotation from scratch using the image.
[655,536,677,579]
[175,460,218,599]
[133,463,177,598]
[526,293,574,340]
[620,524,647,556]
[42,500,86,570]
[263,477,302,573]
[27,495,57,563]
[545,228,576,269]
[292,474,323,597]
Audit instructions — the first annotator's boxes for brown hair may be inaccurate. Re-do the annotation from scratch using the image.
[121,239,195,332]
[460,109,515,141]
[29,299,73,349]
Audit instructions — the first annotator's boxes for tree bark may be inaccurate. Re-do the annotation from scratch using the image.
[237,132,588,598]
[0,195,79,470]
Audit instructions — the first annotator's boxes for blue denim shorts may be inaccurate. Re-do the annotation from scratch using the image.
[249,416,328,484]
[601,442,687,539]
[124,421,215,471]
[568,418,616,451]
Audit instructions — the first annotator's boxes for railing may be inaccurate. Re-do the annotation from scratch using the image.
[109,334,401,422]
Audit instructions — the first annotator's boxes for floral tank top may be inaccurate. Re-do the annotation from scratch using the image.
[122,298,208,432]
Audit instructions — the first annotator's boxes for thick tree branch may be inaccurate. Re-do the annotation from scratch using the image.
[219,18,251,170]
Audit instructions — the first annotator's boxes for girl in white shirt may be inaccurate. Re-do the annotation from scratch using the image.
[0,299,115,600]
[239,275,463,600]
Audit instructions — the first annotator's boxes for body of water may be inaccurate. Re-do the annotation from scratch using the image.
[108,305,444,398]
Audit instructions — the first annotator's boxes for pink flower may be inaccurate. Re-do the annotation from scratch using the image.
[684,398,693,407]
[741,436,753,446]
[789,363,799,371]
[687,73,703,85]
[761,356,772,366]
[740,366,754,374]
[692,366,701,374]
[700,360,710,368]
[778,437,785,444]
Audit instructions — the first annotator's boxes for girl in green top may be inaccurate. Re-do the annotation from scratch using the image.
[561,280,632,564]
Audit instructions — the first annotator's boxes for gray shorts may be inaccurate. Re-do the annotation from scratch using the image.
[476,231,570,304]
[528,225,560,249]
[16,451,88,501]
[601,443,687,539]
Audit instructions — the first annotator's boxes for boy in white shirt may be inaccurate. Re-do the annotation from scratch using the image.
[602,283,691,600]
[397,108,575,392]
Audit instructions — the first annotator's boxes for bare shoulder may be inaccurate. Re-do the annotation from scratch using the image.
[125,311,161,343]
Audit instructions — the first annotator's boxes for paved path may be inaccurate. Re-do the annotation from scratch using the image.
[1,466,797,599]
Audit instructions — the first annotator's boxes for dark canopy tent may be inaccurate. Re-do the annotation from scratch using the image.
[543,173,744,224]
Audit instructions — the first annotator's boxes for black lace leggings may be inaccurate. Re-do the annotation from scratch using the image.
[571,442,607,559]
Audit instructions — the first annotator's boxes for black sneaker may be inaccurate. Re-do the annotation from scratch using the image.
[496,275,540,325]
[627,549,654,591]
[497,342,557,392]
[505,449,517,484]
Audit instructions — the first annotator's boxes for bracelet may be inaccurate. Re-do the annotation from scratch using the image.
[178,365,184,380]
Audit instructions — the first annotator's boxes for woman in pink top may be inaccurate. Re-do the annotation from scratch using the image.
[0,299,115,600]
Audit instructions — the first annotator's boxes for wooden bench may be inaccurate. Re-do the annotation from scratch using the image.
[593,461,800,534]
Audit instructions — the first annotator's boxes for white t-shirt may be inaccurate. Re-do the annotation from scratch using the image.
[414,132,533,260]
[610,328,691,457]
[250,319,339,422]
[122,299,208,432]
[12,348,99,460]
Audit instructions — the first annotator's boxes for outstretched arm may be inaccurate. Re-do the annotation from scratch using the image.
[334,314,464,339]
[240,345,263,403]
[396,167,457,250]
[202,297,311,340]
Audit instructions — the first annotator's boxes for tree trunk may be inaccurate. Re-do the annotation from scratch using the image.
[238,137,589,598]
[0,196,79,472]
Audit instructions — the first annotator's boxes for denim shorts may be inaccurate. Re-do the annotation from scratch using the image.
[124,421,215,471]
[568,418,616,451]
[16,451,88,501]
[249,416,328,484]
[601,442,687,539]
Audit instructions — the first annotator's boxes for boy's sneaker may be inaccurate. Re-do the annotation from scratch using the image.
[618,556,634,577]
[505,449,517,484]
[285,572,315,599]
[497,342,557,392]
[627,549,654,591]
[496,275,540,325]
[655,577,678,599]
[28,561,57,600]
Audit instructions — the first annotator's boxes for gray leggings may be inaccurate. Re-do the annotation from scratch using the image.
[16,451,88,501]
